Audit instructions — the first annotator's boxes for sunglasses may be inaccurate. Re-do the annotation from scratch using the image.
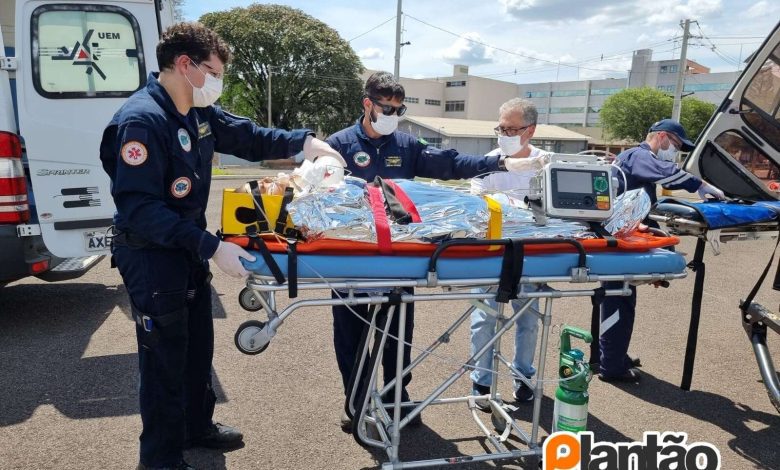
[368,96,407,117]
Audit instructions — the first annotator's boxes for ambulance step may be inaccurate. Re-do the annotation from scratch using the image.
[50,255,103,272]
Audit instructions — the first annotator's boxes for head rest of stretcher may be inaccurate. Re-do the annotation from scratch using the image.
[654,197,780,229]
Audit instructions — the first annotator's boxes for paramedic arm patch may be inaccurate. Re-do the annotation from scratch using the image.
[120,127,149,166]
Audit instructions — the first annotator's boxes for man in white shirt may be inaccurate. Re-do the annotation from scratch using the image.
[469,98,550,406]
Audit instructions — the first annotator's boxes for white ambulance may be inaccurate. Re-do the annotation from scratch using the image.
[0,0,174,285]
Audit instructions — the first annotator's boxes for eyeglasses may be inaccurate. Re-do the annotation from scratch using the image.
[493,125,531,137]
[190,58,224,80]
[664,132,682,148]
[368,96,407,117]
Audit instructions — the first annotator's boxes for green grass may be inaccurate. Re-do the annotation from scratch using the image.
[212,167,230,176]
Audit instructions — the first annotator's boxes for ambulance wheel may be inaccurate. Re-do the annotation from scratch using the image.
[238,287,263,312]
[491,411,508,433]
[234,320,268,355]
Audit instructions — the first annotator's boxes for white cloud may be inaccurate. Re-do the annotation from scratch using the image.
[357,47,384,60]
[742,1,777,19]
[441,32,494,66]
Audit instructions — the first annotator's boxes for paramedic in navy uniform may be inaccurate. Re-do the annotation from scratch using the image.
[99,23,344,470]
[598,118,725,383]
[326,71,539,430]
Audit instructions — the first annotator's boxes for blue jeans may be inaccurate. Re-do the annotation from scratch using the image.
[470,287,539,387]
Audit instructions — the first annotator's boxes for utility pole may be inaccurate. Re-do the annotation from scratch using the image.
[267,66,272,128]
[672,19,690,122]
[393,0,402,79]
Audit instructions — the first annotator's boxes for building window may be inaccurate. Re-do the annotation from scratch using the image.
[537,108,548,114]
[31,4,145,98]
[590,88,622,95]
[661,64,679,74]
[425,137,442,148]
[683,83,732,92]
[670,64,679,73]
[425,99,441,106]
[530,139,557,152]
[660,65,669,73]
[524,91,549,98]
[445,100,465,112]
[657,85,675,92]
[405,97,419,103]
[551,89,586,97]
[446,80,466,87]
[549,107,585,114]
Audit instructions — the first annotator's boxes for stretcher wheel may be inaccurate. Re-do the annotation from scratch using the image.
[234,320,269,355]
[238,287,263,312]
[491,412,508,434]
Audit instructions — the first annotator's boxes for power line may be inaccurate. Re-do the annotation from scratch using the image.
[348,15,396,42]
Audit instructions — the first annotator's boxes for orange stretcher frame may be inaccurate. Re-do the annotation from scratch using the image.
[223,231,679,258]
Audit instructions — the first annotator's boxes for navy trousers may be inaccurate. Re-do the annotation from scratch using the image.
[114,245,216,467]
[599,283,637,377]
[332,289,414,395]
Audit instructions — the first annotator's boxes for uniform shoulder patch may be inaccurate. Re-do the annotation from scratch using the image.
[418,137,429,146]
[170,176,192,198]
[120,141,148,166]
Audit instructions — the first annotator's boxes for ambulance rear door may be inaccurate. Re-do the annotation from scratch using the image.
[682,21,780,201]
[16,0,161,257]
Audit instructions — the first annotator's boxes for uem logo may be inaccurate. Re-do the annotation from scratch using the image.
[53,29,106,79]
[543,431,721,470]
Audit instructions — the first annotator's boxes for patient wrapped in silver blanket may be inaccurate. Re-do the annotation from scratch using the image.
[286,178,649,243]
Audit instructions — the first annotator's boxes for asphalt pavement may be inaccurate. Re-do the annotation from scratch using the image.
[1,178,779,469]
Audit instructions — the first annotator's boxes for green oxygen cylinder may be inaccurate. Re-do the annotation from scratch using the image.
[552,325,593,433]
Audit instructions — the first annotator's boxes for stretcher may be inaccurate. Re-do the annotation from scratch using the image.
[230,232,688,469]
[650,198,780,411]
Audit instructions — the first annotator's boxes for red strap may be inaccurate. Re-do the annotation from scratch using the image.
[384,179,422,223]
[366,185,393,255]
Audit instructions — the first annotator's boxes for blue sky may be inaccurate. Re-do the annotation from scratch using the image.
[182,0,779,84]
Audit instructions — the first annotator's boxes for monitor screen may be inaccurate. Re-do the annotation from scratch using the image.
[556,170,593,193]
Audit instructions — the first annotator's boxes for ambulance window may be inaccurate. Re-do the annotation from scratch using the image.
[714,131,780,186]
[741,43,780,151]
[31,5,145,98]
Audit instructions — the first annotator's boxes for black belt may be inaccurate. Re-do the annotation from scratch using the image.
[111,230,158,249]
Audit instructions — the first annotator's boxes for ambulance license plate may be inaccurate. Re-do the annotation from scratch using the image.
[84,231,110,252]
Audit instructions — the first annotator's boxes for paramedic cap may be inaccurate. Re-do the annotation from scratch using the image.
[649,119,695,151]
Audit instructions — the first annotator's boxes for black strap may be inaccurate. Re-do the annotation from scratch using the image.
[681,237,707,390]
[275,186,295,235]
[741,223,780,312]
[589,221,617,247]
[496,239,524,303]
[373,176,412,225]
[247,180,270,233]
[287,238,298,298]
[245,226,286,284]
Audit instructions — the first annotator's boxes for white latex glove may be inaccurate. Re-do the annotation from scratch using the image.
[504,154,547,173]
[697,182,726,200]
[303,136,347,167]
[212,241,255,279]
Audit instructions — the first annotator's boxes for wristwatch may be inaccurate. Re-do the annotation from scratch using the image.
[498,155,507,171]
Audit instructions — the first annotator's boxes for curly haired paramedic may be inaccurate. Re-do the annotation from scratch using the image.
[99,22,343,470]
[599,119,725,383]
[326,71,533,431]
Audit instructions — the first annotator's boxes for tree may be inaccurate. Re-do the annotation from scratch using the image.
[679,97,716,142]
[600,87,672,143]
[600,87,716,143]
[200,5,364,134]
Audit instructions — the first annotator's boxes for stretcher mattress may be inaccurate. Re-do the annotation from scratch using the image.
[243,248,686,280]
[654,198,780,229]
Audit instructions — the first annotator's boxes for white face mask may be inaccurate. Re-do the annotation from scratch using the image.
[498,134,526,156]
[657,142,678,162]
[370,111,399,136]
[186,62,223,108]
